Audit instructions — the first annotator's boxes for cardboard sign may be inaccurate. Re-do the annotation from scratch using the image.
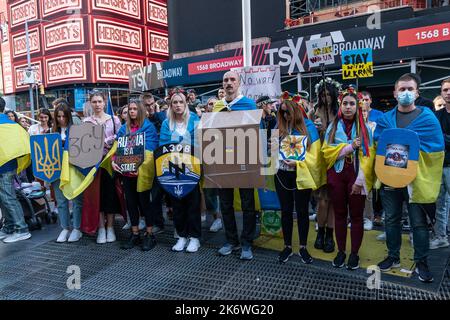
[341,48,373,79]
[279,135,307,161]
[115,132,145,173]
[375,128,419,188]
[155,143,201,199]
[305,36,335,68]
[199,109,265,189]
[232,65,281,101]
[30,134,63,183]
[69,123,105,169]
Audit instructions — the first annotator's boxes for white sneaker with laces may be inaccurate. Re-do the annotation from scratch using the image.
[3,232,31,243]
[186,237,201,253]
[430,236,449,249]
[106,227,116,243]
[209,218,223,232]
[309,214,317,221]
[364,219,373,231]
[68,229,82,242]
[97,228,106,244]
[172,237,188,251]
[56,229,70,243]
[138,218,146,230]
[376,232,386,241]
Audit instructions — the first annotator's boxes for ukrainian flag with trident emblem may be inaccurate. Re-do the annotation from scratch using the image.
[0,115,30,174]
[30,133,63,183]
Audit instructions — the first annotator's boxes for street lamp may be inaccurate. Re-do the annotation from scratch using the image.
[25,18,55,119]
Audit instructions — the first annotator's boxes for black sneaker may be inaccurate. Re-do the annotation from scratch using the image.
[278,247,293,263]
[332,251,346,268]
[314,228,325,250]
[299,247,313,264]
[378,256,401,272]
[142,233,157,251]
[347,253,360,270]
[323,228,335,253]
[121,233,141,250]
[415,260,434,283]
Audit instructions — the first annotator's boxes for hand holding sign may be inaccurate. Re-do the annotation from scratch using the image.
[115,132,145,173]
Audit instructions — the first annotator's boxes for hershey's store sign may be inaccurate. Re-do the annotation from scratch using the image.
[46,55,86,84]
[147,1,167,26]
[93,0,141,19]
[96,54,143,81]
[44,18,84,51]
[10,0,38,28]
[12,28,40,58]
[95,19,142,52]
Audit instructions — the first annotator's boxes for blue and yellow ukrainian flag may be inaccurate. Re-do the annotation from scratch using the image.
[116,119,158,192]
[374,106,444,203]
[0,115,31,173]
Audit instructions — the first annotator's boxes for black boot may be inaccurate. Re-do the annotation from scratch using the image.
[121,233,141,250]
[323,227,335,253]
[314,227,325,250]
[142,233,157,251]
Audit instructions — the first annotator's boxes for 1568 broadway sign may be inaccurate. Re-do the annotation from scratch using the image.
[94,18,142,52]
[44,18,84,51]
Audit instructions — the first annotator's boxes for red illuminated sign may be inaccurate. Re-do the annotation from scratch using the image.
[148,29,168,55]
[10,0,38,28]
[147,1,167,26]
[14,61,42,90]
[43,18,84,51]
[188,56,244,75]
[45,54,87,84]
[93,18,143,52]
[398,23,450,47]
[12,27,41,58]
[42,0,82,17]
[95,53,143,82]
[93,0,141,20]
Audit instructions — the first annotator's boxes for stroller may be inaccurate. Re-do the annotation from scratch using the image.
[13,174,57,231]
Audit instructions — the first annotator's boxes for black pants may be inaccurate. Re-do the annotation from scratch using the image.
[122,176,153,227]
[219,188,256,247]
[150,177,165,228]
[275,170,312,247]
[372,188,383,217]
[100,168,121,214]
[172,185,201,238]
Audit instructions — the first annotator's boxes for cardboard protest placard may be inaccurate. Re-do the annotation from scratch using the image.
[232,65,281,101]
[375,128,419,188]
[341,48,373,79]
[69,123,105,169]
[115,132,145,173]
[279,135,308,161]
[305,36,335,68]
[155,143,201,199]
[199,109,266,188]
[30,133,63,183]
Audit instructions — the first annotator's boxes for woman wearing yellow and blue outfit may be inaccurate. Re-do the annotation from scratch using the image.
[275,92,325,264]
[322,87,375,270]
[160,90,201,253]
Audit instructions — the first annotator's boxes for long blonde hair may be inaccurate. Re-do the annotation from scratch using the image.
[168,92,190,131]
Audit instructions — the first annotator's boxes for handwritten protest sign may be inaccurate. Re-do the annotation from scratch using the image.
[232,65,281,101]
[305,36,335,68]
[115,132,145,173]
[69,123,104,169]
[341,48,373,79]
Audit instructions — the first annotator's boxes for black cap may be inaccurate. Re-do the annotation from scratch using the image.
[256,96,277,106]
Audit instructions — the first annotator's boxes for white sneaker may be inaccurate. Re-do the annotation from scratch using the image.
[315,223,318,231]
[0,230,10,240]
[172,237,188,252]
[122,221,131,230]
[3,232,31,243]
[56,229,70,243]
[138,218,146,230]
[186,237,201,253]
[430,236,449,249]
[209,218,223,232]
[376,232,386,241]
[97,228,106,244]
[106,227,116,243]
[364,219,373,231]
[309,214,317,221]
[68,229,82,242]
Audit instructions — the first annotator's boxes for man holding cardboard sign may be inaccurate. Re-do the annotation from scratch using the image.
[374,74,444,283]
[212,70,258,260]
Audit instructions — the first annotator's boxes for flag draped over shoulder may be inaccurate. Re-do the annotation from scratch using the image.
[322,119,376,192]
[116,119,158,192]
[59,126,116,200]
[296,119,326,190]
[374,106,444,203]
[0,115,31,173]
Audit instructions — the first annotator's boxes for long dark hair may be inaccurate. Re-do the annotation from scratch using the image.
[315,82,340,117]
[327,92,358,144]
[53,102,73,133]
[39,108,53,128]
[5,110,19,123]
[277,100,311,150]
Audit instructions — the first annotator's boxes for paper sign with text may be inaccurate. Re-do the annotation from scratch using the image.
[341,48,373,79]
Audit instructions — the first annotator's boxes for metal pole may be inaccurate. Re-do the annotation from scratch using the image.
[242,0,252,67]
[25,20,35,119]
[411,58,417,73]
[297,73,302,92]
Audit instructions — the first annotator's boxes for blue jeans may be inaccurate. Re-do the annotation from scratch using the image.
[52,180,83,230]
[381,186,429,262]
[203,188,219,213]
[435,167,450,238]
[0,171,28,234]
